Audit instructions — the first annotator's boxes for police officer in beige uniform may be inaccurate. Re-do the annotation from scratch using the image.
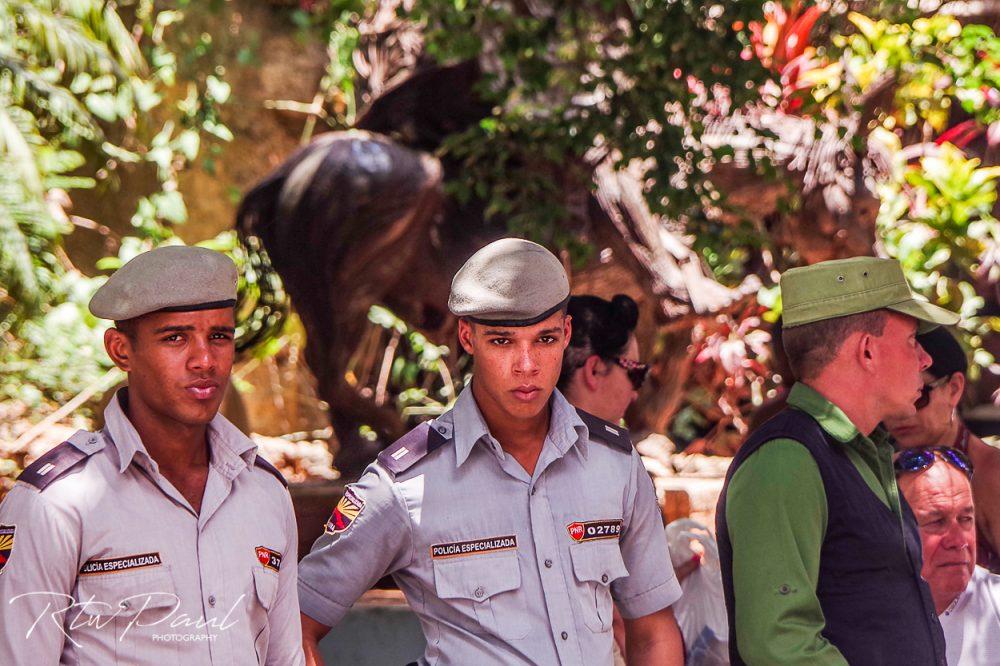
[298,239,684,665]
[0,246,304,665]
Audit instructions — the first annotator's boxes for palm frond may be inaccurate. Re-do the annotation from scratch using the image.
[0,52,102,140]
[11,1,123,77]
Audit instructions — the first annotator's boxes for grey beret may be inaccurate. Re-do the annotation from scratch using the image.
[448,238,570,326]
[89,245,238,320]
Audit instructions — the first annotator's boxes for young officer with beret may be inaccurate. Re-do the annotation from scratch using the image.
[298,238,684,665]
[717,257,959,665]
[0,246,304,665]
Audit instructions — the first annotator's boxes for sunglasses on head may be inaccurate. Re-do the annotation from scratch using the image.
[612,357,651,391]
[914,375,951,410]
[894,446,974,480]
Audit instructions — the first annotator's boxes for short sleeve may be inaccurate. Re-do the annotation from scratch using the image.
[612,451,682,619]
[296,464,413,627]
[0,485,81,664]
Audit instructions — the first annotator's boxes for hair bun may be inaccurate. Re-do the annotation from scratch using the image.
[610,294,639,330]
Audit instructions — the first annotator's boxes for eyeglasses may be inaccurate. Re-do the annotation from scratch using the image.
[894,446,974,480]
[914,375,950,410]
[613,357,651,391]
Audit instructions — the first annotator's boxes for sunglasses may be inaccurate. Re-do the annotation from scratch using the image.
[914,375,950,410]
[613,357,651,391]
[894,446,974,480]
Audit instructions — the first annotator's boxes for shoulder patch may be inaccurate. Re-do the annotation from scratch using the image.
[254,457,288,488]
[17,439,94,490]
[575,408,633,452]
[377,422,451,476]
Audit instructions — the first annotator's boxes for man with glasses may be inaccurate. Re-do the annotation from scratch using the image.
[298,239,683,665]
[887,327,1000,573]
[896,447,1000,665]
[717,257,958,665]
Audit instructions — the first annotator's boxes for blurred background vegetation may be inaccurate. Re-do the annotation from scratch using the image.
[2,0,998,488]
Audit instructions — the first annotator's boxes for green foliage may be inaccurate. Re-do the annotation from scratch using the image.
[875,135,1000,374]
[0,1,233,411]
[401,0,771,244]
[804,14,999,131]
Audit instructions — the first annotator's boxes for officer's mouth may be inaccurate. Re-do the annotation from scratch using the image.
[511,385,542,402]
[185,379,220,400]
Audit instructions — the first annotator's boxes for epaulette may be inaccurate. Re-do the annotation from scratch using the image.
[377,421,451,476]
[254,457,288,488]
[576,408,633,452]
[17,431,103,491]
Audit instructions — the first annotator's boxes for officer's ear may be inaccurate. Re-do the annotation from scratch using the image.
[457,318,476,356]
[105,327,134,372]
[561,313,572,351]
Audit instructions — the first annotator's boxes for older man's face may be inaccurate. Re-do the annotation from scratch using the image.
[898,459,976,612]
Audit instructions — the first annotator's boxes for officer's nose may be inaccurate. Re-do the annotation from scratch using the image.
[512,344,538,375]
[187,338,215,372]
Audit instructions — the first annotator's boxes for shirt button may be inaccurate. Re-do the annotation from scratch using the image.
[544,559,553,568]
[208,595,217,607]
[531,486,537,495]
[561,631,568,640]
[601,574,609,583]
[474,586,485,599]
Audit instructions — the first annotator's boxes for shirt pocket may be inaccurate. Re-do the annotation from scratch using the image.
[74,566,179,665]
[569,542,629,633]
[250,567,279,663]
[433,551,530,640]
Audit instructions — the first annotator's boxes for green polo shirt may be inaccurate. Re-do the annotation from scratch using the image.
[725,382,903,665]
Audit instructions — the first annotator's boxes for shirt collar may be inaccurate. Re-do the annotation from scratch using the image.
[103,388,258,477]
[450,384,588,467]
[787,382,862,444]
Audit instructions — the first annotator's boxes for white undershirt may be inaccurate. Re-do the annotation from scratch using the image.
[939,566,1000,666]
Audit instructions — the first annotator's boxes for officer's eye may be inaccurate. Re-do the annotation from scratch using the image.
[539,335,556,344]
[162,334,183,343]
[489,337,511,346]
[211,332,233,341]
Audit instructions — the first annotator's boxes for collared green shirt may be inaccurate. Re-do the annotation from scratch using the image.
[725,382,903,665]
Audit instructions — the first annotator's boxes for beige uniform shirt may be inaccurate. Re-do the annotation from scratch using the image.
[0,390,304,665]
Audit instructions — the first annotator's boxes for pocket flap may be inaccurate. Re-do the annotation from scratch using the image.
[434,553,521,602]
[253,566,279,611]
[75,567,177,617]
[570,543,629,586]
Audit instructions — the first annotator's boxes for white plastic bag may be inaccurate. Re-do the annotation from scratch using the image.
[665,518,730,665]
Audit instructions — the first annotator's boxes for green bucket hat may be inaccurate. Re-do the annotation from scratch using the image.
[780,257,959,332]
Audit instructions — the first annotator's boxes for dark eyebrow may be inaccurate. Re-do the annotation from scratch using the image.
[536,327,562,336]
[212,326,236,334]
[153,325,194,334]
[483,329,514,336]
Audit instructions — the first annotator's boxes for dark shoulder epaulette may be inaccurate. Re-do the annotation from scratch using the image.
[18,440,92,490]
[254,457,288,488]
[377,421,451,477]
[576,408,633,452]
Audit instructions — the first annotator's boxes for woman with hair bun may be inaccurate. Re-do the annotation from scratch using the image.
[558,294,686,665]
[558,294,650,423]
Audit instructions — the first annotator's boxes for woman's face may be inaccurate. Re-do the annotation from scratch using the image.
[885,371,964,448]
[602,335,642,423]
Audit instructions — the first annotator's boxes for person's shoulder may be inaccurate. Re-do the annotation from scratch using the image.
[575,408,633,454]
[15,430,108,494]
[376,419,454,479]
[250,455,289,490]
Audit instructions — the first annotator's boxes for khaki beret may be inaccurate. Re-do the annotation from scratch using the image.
[780,256,958,332]
[448,238,570,326]
[89,245,238,321]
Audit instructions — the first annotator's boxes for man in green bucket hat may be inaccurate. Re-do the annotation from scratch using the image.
[716,256,958,665]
